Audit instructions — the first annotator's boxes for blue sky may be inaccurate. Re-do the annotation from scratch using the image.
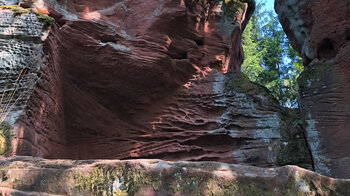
[256,0,275,12]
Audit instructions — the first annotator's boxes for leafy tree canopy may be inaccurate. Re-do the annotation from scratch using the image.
[241,2,303,107]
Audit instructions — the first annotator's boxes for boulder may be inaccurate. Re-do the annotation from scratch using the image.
[0,156,348,195]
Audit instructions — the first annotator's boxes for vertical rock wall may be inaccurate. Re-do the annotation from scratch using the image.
[0,6,65,157]
[276,0,350,178]
[0,0,311,169]
[13,23,66,158]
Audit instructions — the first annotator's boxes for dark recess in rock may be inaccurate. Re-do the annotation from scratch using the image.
[317,38,337,59]
[346,28,350,41]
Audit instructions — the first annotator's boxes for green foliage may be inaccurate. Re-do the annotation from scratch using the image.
[241,8,264,81]
[241,3,304,107]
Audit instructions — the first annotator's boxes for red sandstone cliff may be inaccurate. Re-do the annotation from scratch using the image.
[0,0,348,194]
[14,0,253,159]
[276,0,350,178]
[0,0,311,169]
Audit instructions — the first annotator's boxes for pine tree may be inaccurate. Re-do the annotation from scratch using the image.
[241,4,303,107]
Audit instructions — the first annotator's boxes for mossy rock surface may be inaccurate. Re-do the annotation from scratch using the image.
[0,5,54,29]
[0,157,348,195]
[35,12,55,29]
[0,123,11,155]
[225,72,312,169]
[225,71,280,105]
[220,0,254,18]
[298,60,333,89]
[0,5,29,16]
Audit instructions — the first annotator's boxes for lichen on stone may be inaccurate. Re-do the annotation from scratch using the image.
[220,0,253,18]
[0,5,29,16]
[225,71,256,93]
[0,5,54,29]
[73,163,164,195]
[225,72,312,169]
[0,123,11,155]
[225,71,278,104]
[34,12,54,29]
[298,60,332,88]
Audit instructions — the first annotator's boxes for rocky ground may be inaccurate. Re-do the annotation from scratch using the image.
[0,156,349,195]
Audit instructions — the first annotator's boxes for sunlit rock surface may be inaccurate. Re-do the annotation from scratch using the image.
[0,0,18,6]
[0,156,348,195]
[0,0,312,171]
[0,7,48,120]
[276,0,350,178]
[0,7,57,156]
[0,0,347,195]
[1,0,311,167]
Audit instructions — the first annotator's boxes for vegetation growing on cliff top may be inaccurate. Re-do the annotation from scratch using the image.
[221,0,254,18]
[0,5,54,29]
[0,5,29,16]
[35,12,55,29]
[222,0,247,17]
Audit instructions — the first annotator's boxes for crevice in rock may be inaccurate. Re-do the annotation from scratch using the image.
[301,119,316,171]
[194,38,204,46]
[0,34,43,44]
[168,52,188,60]
[345,28,350,41]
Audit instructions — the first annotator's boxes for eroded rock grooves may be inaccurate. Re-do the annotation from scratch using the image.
[0,5,60,157]
[275,0,350,178]
[0,0,348,194]
[5,0,311,169]
[0,0,308,169]
[1,0,311,167]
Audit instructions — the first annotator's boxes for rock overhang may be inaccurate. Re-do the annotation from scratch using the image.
[0,0,348,194]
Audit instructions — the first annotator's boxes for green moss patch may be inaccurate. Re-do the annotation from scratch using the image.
[35,12,55,29]
[0,5,30,17]
[225,71,256,93]
[298,61,332,88]
[72,163,255,196]
[239,183,269,196]
[73,164,164,196]
[0,5,54,29]
[220,0,254,18]
[0,123,11,155]
[0,159,349,195]
[225,72,277,101]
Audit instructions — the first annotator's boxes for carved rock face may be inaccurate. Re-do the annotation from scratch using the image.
[276,0,350,178]
[8,0,255,160]
[2,0,311,169]
[0,8,53,155]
